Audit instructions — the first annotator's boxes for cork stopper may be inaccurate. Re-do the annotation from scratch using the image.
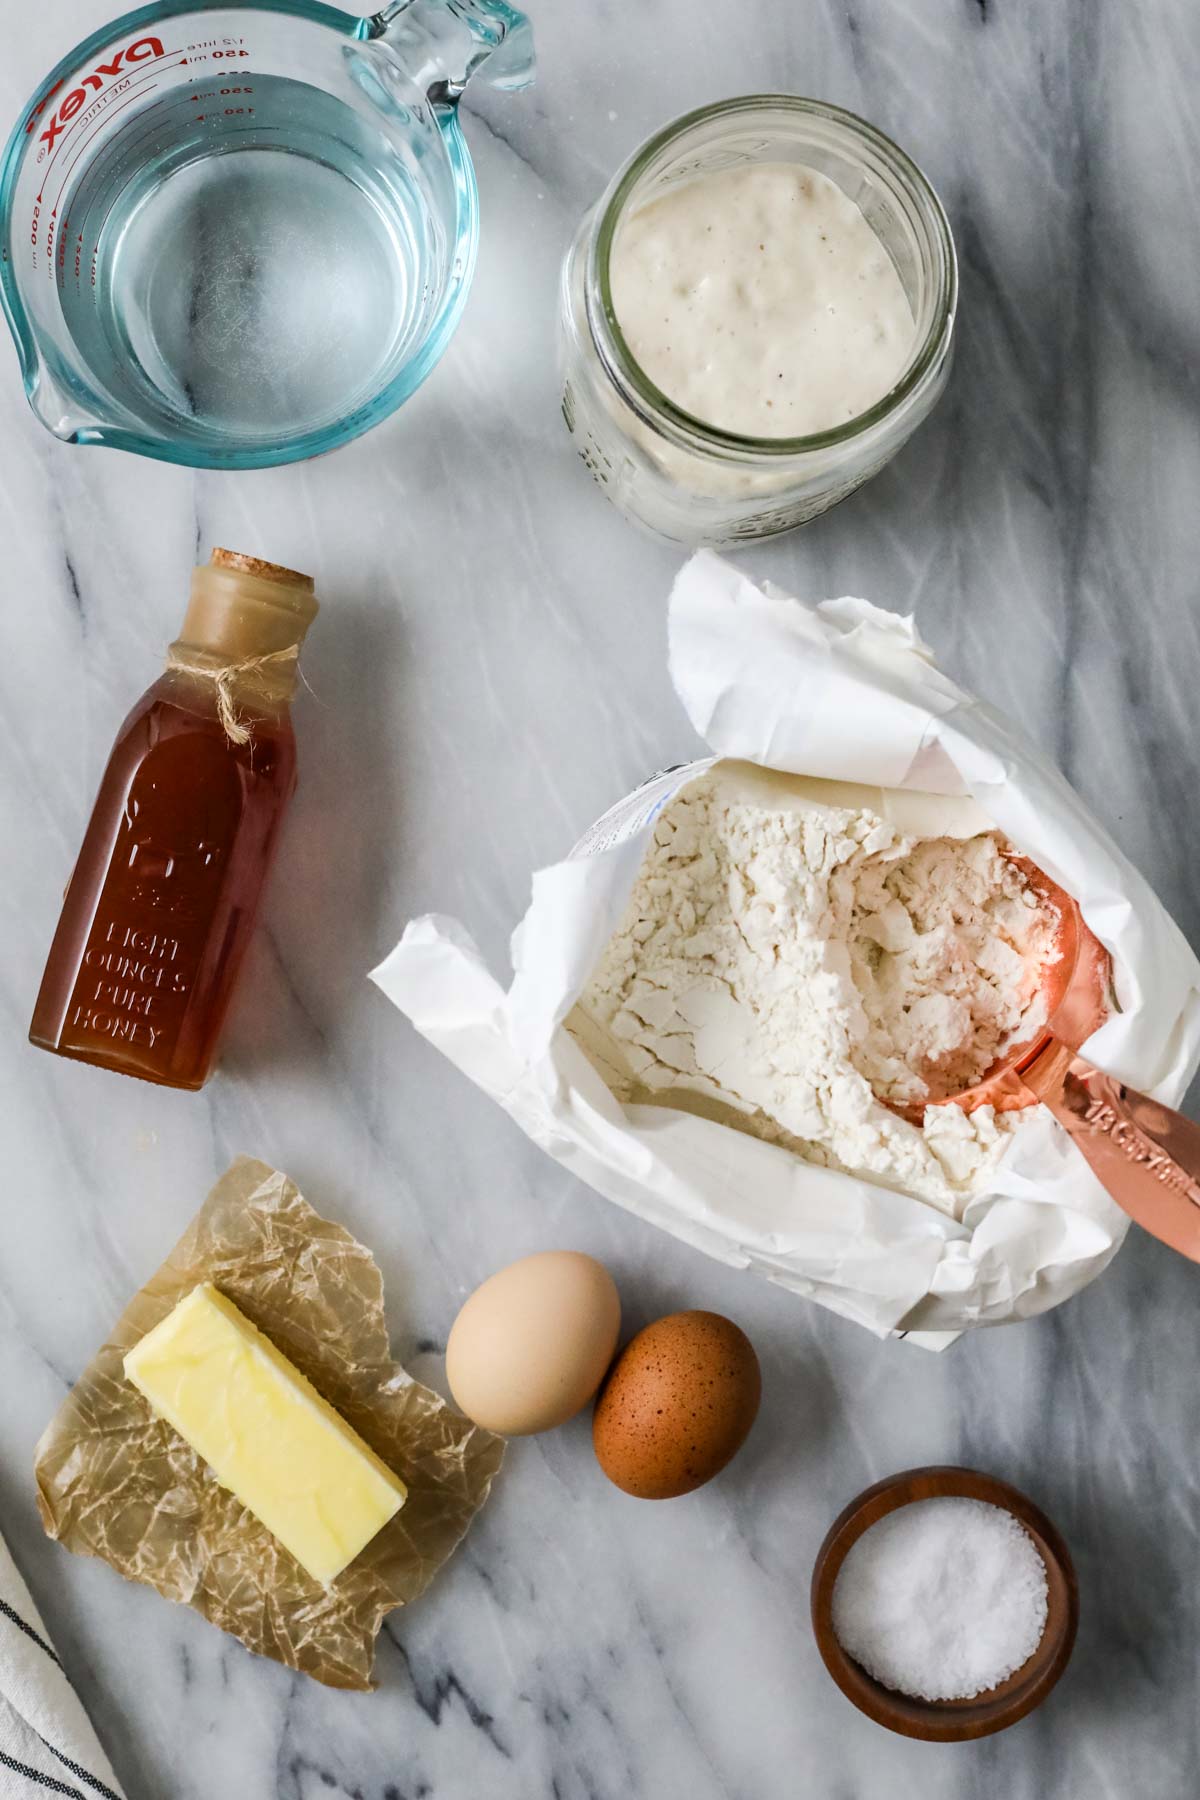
[168,548,319,723]
[210,547,315,591]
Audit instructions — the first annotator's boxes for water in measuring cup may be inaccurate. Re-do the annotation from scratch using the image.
[58,76,440,448]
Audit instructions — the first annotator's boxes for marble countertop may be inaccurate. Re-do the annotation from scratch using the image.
[3,1,1200,1796]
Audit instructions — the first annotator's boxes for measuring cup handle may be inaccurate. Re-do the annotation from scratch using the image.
[370,0,534,103]
[1040,1056,1200,1261]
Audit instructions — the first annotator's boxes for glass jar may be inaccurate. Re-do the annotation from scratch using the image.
[559,96,958,547]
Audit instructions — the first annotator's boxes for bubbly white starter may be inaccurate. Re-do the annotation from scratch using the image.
[609,162,918,439]
[570,768,1059,1215]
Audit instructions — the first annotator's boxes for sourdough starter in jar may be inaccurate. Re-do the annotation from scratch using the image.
[558,98,957,545]
[610,163,917,439]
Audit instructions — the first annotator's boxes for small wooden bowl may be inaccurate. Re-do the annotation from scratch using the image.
[810,1466,1078,1741]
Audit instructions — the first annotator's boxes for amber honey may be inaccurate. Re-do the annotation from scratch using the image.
[29,550,316,1090]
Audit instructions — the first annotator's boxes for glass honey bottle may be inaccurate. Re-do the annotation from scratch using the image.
[29,549,318,1090]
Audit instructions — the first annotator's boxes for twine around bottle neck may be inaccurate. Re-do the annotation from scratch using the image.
[165,641,299,746]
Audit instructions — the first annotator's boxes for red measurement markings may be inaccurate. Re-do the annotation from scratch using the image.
[52,89,139,217]
[103,94,192,167]
[50,86,160,225]
[82,90,198,199]
[195,84,255,122]
[46,90,187,285]
[37,57,184,195]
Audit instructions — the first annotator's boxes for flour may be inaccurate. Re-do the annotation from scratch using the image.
[570,768,1058,1215]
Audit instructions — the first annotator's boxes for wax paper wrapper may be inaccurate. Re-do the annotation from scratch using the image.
[372,553,1200,1344]
[34,1157,504,1689]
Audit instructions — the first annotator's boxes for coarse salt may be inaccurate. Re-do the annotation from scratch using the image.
[830,1496,1049,1702]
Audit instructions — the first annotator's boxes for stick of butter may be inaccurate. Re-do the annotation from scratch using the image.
[124,1283,407,1587]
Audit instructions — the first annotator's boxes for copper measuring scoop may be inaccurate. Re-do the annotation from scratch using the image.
[919,859,1200,1261]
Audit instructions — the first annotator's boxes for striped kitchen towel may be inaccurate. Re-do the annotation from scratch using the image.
[0,1531,124,1800]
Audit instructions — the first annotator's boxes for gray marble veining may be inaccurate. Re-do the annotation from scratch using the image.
[2,1,1199,1796]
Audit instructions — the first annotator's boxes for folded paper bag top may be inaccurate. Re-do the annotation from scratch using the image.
[371,554,1200,1344]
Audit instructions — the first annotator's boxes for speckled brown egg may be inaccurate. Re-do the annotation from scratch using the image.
[592,1311,761,1499]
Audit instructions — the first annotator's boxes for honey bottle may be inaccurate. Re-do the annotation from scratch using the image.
[29,549,318,1090]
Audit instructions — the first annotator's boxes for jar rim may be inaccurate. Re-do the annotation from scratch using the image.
[587,94,959,460]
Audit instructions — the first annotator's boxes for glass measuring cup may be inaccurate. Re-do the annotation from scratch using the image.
[0,0,533,468]
[920,859,1200,1263]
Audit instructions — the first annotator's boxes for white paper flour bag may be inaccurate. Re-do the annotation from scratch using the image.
[373,553,1200,1343]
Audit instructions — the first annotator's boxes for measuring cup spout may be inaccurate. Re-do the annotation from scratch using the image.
[370,0,534,105]
[25,359,102,446]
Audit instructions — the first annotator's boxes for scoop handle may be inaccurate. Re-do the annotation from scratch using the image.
[1035,1052,1200,1260]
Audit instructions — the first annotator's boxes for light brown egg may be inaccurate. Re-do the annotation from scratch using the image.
[592,1311,761,1499]
[446,1251,621,1436]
